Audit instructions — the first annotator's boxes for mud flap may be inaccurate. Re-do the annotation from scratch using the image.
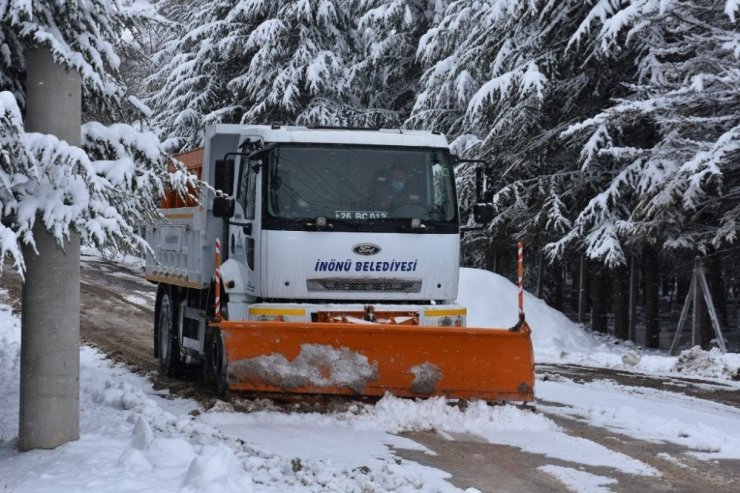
[213,320,534,401]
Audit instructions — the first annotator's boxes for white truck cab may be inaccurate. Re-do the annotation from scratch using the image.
[146,125,495,374]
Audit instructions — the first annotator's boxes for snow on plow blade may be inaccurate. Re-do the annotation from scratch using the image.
[214,320,534,402]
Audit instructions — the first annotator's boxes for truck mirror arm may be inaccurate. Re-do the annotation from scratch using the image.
[460,225,486,233]
[221,143,278,170]
[220,145,275,177]
[454,158,495,203]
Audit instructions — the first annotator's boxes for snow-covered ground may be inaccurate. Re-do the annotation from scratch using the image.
[1,266,739,492]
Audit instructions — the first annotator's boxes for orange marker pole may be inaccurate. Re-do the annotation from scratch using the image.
[517,241,524,322]
[214,239,222,320]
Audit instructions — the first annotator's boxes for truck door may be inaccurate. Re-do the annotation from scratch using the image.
[231,153,263,299]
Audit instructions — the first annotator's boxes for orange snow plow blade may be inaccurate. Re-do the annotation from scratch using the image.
[214,320,534,402]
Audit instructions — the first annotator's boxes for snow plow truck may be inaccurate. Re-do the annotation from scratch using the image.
[145,125,534,402]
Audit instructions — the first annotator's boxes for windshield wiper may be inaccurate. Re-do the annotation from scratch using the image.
[304,217,360,231]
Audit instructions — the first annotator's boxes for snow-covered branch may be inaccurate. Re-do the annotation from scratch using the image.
[0,91,197,277]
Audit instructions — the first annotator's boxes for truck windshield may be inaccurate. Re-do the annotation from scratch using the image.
[265,145,457,226]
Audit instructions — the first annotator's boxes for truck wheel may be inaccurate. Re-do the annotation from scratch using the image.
[157,290,182,377]
[210,330,229,399]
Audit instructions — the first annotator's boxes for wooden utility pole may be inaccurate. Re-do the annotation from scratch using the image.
[19,47,81,450]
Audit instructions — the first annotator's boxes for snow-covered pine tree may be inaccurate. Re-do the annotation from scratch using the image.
[555,0,739,264]
[146,0,256,151]
[0,0,139,111]
[85,2,165,126]
[347,0,450,128]
[232,0,356,126]
[0,1,196,275]
[410,1,638,269]
[148,0,362,150]
[0,15,24,105]
[0,92,31,271]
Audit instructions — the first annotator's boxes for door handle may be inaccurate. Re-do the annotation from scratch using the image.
[242,223,252,235]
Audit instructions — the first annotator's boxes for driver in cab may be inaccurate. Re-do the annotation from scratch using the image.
[377,168,421,211]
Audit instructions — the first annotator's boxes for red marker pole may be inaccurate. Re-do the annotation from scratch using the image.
[214,239,222,320]
[517,242,525,322]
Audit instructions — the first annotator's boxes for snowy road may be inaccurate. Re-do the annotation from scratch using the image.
[1,257,739,492]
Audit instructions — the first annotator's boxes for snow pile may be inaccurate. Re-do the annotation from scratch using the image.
[459,267,602,358]
[459,267,740,383]
[228,344,379,394]
[354,396,554,435]
[672,347,740,381]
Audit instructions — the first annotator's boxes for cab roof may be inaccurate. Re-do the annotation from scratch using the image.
[205,124,450,149]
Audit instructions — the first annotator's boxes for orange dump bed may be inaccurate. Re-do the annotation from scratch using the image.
[162,148,203,208]
[214,320,535,402]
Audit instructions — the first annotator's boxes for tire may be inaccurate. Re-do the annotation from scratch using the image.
[156,288,182,377]
[210,330,229,399]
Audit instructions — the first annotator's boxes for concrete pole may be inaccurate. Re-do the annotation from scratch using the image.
[19,47,81,451]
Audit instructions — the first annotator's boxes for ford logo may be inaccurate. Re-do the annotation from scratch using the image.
[353,243,381,256]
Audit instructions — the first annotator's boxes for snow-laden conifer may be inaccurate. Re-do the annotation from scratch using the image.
[0,0,154,110]
[148,0,361,149]
[347,0,450,128]
[0,2,197,275]
[146,0,254,151]
[559,0,739,261]
[411,1,637,266]
[235,1,354,126]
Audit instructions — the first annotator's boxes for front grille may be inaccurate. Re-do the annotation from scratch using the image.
[307,278,422,293]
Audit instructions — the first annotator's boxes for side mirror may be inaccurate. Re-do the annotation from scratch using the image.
[475,167,484,202]
[213,197,235,218]
[214,159,235,195]
[475,165,495,202]
[473,203,494,224]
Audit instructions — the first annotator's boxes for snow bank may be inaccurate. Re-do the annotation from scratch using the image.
[0,301,464,492]
[459,267,602,357]
[672,347,740,381]
[0,297,20,442]
[204,396,657,477]
[538,378,740,460]
[458,268,740,383]
[353,397,656,475]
